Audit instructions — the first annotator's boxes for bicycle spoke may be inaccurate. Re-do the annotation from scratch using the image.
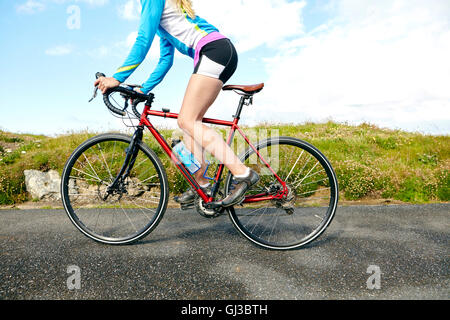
[120,206,138,233]
[314,214,324,221]
[294,154,313,180]
[68,193,98,197]
[301,177,328,186]
[97,144,114,181]
[139,174,158,184]
[296,187,331,197]
[267,208,281,243]
[285,150,304,181]
[298,196,331,201]
[71,167,108,186]
[247,207,268,232]
[69,175,102,184]
[110,141,117,172]
[83,153,102,182]
[294,168,325,189]
[133,157,149,170]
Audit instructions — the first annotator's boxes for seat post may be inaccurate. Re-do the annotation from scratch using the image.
[233,95,252,120]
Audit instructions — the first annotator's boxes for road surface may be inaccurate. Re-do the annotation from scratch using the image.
[0,204,448,300]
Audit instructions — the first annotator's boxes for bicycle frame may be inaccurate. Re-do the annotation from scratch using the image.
[136,95,287,204]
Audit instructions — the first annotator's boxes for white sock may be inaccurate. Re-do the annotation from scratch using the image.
[199,182,210,188]
[234,167,250,179]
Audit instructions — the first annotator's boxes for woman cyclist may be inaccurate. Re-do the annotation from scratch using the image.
[94,0,259,207]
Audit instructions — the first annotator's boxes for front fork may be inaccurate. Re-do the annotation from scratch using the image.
[104,126,143,199]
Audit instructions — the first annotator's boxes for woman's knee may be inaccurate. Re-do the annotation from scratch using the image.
[177,116,188,130]
[178,117,207,142]
[177,116,195,135]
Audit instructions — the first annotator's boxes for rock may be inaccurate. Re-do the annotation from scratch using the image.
[24,170,62,201]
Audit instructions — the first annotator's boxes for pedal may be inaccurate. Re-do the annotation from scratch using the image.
[204,201,223,210]
[180,202,194,210]
[284,207,294,215]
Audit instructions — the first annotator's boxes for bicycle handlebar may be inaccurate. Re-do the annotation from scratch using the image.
[94,72,154,117]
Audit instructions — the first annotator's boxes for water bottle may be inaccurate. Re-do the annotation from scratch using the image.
[172,139,201,174]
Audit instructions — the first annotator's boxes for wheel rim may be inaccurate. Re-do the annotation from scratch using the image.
[227,138,338,249]
[62,137,166,243]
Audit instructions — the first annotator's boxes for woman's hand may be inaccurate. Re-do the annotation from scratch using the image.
[94,77,120,94]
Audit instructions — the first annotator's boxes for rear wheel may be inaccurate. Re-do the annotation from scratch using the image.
[225,137,338,250]
[61,133,168,245]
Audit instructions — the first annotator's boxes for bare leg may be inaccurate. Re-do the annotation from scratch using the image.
[177,74,248,185]
[183,133,209,185]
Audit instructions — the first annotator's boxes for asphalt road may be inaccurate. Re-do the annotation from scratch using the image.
[0,204,448,300]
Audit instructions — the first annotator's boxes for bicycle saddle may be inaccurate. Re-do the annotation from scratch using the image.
[222,83,264,95]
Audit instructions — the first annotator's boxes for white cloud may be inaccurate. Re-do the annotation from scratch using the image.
[51,0,109,6]
[87,45,110,58]
[78,0,449,134]
[126,31,164,59]
[87,31,161,59]
[114,0,305,62]
[77,0,108,5]
[17,0,45,14]
[45,44,74,56]
[126,31,139,48]
[253,0,450,134]
[17,0,108,14]
[118,0,141,21]
[116,0,306,51]
[195,0,306,52]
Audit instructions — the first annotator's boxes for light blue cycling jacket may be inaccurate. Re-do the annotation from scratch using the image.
[113,0,219,94]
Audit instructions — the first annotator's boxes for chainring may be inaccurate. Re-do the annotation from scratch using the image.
[194,191,225,218]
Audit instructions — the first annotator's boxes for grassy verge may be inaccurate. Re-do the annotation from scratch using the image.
[0,122,448,205]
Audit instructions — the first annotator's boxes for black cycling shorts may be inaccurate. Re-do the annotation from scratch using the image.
[193,38,238,84]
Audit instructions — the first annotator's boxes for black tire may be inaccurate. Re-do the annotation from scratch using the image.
[61,133,169,245]
[225,136,338,250]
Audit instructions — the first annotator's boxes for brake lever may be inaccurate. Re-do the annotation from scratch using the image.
[89,72,105,102]
[88,86,98,103]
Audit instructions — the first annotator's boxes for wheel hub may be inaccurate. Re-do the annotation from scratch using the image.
[101,179,127,202]
[270,183,296,215]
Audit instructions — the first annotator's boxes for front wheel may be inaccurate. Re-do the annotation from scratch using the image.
[225,136,338,250]
[61,133,169,245]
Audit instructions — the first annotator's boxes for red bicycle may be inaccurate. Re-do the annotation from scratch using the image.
[61,73,338,250]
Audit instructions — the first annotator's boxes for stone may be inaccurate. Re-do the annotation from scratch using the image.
[24,169,62,201]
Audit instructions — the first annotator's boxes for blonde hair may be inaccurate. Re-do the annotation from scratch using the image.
[170,0,196,19]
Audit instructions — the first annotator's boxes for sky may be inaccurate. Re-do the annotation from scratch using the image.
[1,0,449,136]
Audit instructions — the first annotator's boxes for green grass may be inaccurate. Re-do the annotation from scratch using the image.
[0,134,24,144]
[0,122,449,205]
